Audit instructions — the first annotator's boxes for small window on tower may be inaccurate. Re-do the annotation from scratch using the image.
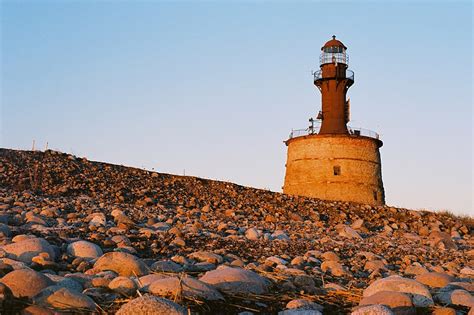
[373,191,378,201]
[333,166,341,176]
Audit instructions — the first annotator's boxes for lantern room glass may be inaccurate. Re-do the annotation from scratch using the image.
[320,46,349,65]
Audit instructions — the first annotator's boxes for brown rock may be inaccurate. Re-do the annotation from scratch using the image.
[359,291,414,315]
[415,272,454,288]
[1,269,53,298]
[94,252,149,277]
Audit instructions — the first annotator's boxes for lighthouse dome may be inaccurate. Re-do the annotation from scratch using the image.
[321,35,347,51]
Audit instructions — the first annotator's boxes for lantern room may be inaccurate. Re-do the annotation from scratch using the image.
[320,35,349,66]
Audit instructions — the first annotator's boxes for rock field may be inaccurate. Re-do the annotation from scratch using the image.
[0,148,472,314]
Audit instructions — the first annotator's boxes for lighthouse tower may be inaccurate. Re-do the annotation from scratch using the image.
[283,36,385,205]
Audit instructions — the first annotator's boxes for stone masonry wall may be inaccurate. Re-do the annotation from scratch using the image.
[283,134,385,205]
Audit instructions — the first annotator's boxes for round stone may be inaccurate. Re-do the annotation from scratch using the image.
[109,276,137,296]
[0,269,54,298]
[67,240,103,260]
[148,276,224,301]
[33,285,96,311]
[363,276,433,307]
[415,272,455,288]
[116,294,186,315]
[94,252,149,277]
[1,238,56,263]
[199,266,271,295]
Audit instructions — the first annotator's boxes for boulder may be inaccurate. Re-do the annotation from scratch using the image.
[321,251,340,262]
[67,240,103,260]
[1,238,56,263]
[351,305,394,315]
[415,272,454,288]
[116,294,187,315]
[137,274,169,290]
[321,261,351,277]
[199,266,271,295]
[337,225,363,240]
[94,252,149,277]
[149,275,224,301]
[0,268,53,298]
[429,231,457,250]
[363,276,433,307]
[436,289,474,307]
[188,251,223,264]
[109,276,137,296]
[359,291,414,315]
[34,285,96,311]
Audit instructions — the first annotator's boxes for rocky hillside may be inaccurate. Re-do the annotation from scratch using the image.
[0,148,472,314]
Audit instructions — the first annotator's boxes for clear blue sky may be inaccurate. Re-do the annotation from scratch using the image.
[1,1,472,215]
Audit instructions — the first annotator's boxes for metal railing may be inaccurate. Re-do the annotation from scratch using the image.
[288,124,380,140]
[313,69,354,82]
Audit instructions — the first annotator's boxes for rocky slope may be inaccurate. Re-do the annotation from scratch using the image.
[0,148,472,314]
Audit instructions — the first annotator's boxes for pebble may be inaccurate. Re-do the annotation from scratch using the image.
[245,227,260,240]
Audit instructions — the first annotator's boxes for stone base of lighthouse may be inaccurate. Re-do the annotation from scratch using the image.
[283,134,385,205]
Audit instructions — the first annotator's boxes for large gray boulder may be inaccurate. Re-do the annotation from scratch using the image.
[199,265,271,295]
[1,238,56,263]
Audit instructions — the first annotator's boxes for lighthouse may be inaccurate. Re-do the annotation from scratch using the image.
[283,36,385,205]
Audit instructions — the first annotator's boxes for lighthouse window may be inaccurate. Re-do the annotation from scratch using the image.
[373,191,378,201]
[333,166,341,176]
